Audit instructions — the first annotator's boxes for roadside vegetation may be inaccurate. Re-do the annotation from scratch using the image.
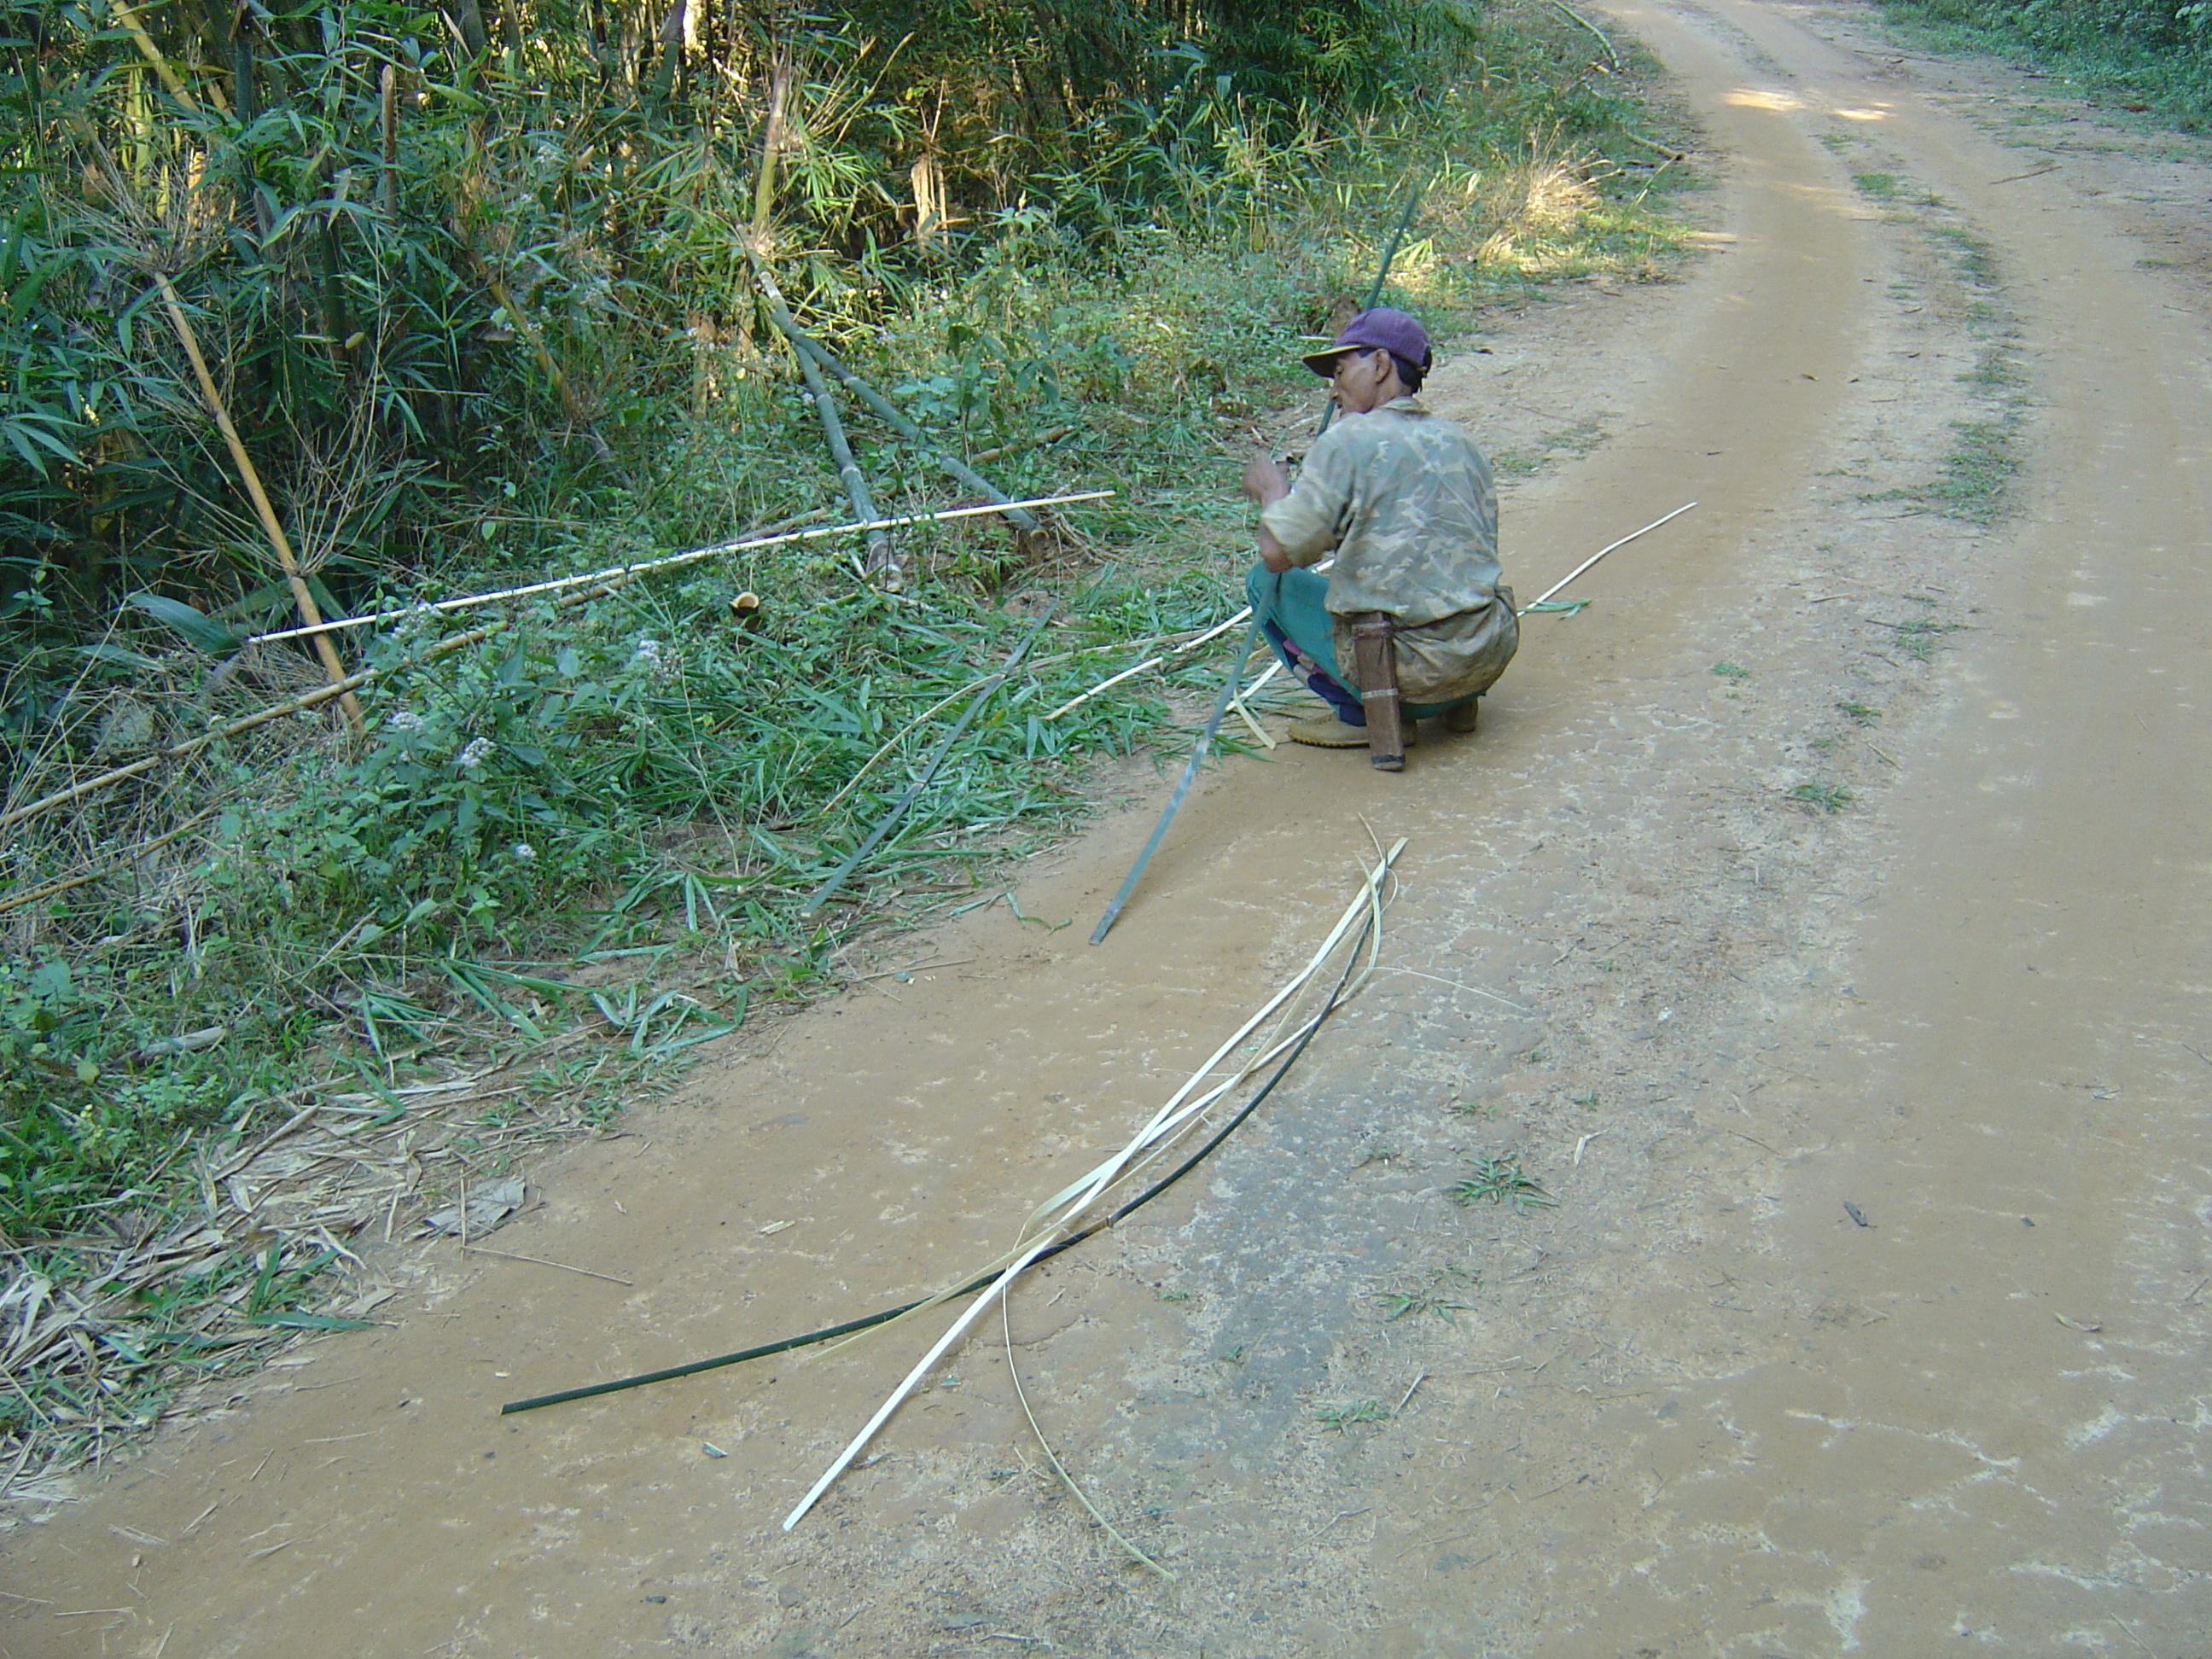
[1881,0,2212,129]
[0,0,1691,1483]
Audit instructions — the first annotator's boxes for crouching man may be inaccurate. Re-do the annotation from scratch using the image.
[1242,306,1516,770]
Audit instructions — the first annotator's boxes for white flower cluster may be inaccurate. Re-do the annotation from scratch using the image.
[511,841,537,862]
[455,736,496,771]
[631,637,678,678]
[386,711,426,733]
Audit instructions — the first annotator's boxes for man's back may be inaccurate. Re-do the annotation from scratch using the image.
[1259,398,1501,626]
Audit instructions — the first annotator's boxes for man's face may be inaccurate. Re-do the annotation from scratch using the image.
[1326,347,1395,416]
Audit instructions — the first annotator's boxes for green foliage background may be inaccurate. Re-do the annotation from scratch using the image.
[1883,0,2212,123]
[0,0,1691,1468]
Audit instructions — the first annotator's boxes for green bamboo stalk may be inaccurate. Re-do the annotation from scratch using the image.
[787,333,1039,533]
[752,263,896,579]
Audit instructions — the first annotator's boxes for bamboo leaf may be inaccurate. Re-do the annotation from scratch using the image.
[125,594,245,654]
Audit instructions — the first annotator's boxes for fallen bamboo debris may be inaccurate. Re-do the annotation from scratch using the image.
[245,492,1109,646]
[1,1056,601,1491]
[500,843,1400,1423]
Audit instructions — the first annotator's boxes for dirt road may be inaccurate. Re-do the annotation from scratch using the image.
[9,2,2212,1653]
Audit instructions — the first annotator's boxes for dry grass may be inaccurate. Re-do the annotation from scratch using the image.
[0,1040,623,1507]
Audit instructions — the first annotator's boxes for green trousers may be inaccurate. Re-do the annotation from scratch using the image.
[1245,566,1482,724]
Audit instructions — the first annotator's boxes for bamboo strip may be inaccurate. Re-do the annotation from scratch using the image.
[246,493,1109,646]
[1519,501,1697,613]
[783,843,1401,1531]
[1040,607,1252,722]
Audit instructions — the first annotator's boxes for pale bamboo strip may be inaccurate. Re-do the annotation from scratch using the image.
[1040,607,1251,722]
[783,842,1402,1531]
[247,493,1109,646]
[1520,502,1697,613]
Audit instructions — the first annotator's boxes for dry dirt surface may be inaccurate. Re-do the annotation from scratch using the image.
[10,2,2212,1654]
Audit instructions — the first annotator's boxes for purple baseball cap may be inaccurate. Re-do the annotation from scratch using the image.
[1301,306,1433,376]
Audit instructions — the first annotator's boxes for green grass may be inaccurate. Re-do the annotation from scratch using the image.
[1787,782,1854,814]
[1837,701,1882,726]
[1852,171,1902,200]
[1376,1265,1476,1324]
[1377,1288,1468,1324]
[1452,1154,1557,1212]
[1895,616,1970,660]
[1877,3,2212,133]
[1711,661,1752,681]
[1314,1399,1392,1431]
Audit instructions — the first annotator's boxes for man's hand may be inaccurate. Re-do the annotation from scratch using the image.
[1242,452,1291,507]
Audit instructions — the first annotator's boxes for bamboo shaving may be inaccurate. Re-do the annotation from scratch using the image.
[1231,659,1283,747]
[1000,1294,1174,1578]
[783,841,1404,1531]
[1040,607,1253,723]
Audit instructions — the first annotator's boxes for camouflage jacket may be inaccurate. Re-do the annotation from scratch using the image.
[1258,397,1501,626]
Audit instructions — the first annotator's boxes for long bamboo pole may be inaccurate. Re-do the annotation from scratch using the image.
[753,265,896,580]
[154,276,364,732]
[244,492,1110,646]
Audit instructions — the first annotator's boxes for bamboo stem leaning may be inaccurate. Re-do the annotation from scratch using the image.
[111,0,202,110]
[784,333,1039,533]
[154,276,364,732]
[752,265,896,581]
